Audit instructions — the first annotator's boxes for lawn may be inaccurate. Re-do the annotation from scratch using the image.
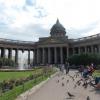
[0,75,48,100]
[0,68,42,81]
[93,70,100,77]
[0,67,56,100]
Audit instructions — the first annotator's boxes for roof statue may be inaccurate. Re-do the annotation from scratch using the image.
[50,19,66,37]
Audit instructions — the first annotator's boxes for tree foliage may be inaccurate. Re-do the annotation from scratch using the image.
[0,58,15,68]
[68,53,100,66]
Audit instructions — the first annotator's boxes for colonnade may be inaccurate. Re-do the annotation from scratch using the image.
[70,44,100,56]
[34,44,100,65]
[0,48,32,66]
[0,44,100,66]
[34,47,69,64]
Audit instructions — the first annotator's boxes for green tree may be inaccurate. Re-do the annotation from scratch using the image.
[68,53,100,66]
[0,58,15,68]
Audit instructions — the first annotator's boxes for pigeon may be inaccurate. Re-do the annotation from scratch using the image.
[74,84,77,88]
[87,96,90,100]
[89,82,96,88]
[76,80,80,84]
[57,80,59,83]
[67,80,69,83]
[62,82,64,86]
[77,81,81,86]
[76,79,83,85]
[68,75,74,79]
[67,92,75,98]
[82,82,85,87]
[68,75,75,81]
[78,82,81,86]
[84,84,88,88]
[72,78,75,81]
[83,81,88,88]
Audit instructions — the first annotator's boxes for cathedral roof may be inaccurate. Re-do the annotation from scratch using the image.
[50,19,66,37]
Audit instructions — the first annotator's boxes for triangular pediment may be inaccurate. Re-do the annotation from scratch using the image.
[37,37,68,45]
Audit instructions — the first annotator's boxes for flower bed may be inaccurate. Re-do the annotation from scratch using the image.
[0,66,56,100]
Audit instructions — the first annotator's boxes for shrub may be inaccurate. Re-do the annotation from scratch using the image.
[68,53,100,66]
[0,58,15,68]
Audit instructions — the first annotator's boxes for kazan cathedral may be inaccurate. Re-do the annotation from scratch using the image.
[0,19,100,65]
[34,19,100,65]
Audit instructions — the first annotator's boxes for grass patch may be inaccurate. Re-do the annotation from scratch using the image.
[0,67,56,100]
[0,69,42,81]
[0,75,48,100]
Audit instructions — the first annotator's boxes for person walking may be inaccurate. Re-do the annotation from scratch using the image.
[65,62,69,74]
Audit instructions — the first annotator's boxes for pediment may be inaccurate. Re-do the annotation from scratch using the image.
[37,37,68,44]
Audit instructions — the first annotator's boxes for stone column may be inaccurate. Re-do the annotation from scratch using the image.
[35,49,37,64]
[15,49,18,65]
[42,48,45,64]
[84,47,87,54]
[78,47,81,54]
[8,48,12,59]
[73,47,75,55]
[37,48,39,64]
[28,50,30,65]
[54,47,57,64]
[1,48,5,58]
[67,47,69,59]
[98,45,100,53]
[33,49,35,65]
[60,47,63,64]
[48,47,51,64]
[94,46,97,53]
[87,46,89,53]
[91,45,93,53]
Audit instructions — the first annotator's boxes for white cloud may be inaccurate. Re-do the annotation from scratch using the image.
[0,0,100,41]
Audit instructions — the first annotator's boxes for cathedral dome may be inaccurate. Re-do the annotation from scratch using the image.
[50,19,66,37]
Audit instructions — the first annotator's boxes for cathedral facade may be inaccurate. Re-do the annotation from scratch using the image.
[0,19,100,66]
[33,19,100,65]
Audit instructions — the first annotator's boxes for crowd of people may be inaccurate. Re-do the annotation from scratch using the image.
[79,63,95,78]
[79,63,100,88]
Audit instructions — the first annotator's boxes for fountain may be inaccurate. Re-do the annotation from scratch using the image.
[17,51,34,71]
[0,50,34,72]
[18,51,27,70]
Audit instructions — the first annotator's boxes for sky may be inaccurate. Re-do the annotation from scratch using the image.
[0,0,100,41]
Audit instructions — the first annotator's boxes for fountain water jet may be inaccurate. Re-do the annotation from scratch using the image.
[18,51,26,70]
